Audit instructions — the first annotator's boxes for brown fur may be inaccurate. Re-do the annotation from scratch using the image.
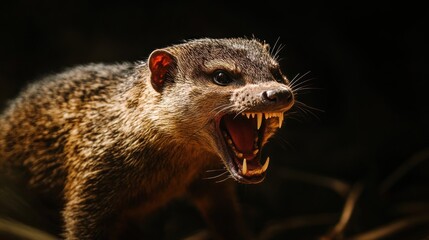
[0,38,293,239]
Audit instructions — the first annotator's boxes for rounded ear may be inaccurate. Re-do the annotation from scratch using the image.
[148,50,177,92]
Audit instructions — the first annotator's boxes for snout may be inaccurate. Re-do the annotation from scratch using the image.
[231,83,294,113]
[258,86,294,112]
[262,88,294,107]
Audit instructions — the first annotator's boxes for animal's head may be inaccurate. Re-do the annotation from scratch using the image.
[147,38,294,184]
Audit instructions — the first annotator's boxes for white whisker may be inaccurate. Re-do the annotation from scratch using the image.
[292,101,323,120]
[289,71,312,89]
[212,105,235,118]
[233,108,247,119]
[270,37,286,62]
[211,103,233,113]
[270,37,280,56]
[215,175,233,183]
[290,72,301,85]
[204,171,229,180]
[206,168,226,173]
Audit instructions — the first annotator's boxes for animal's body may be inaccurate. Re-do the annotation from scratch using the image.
[0,38,295,239]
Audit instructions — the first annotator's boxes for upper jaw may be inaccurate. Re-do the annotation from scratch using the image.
[214,110,286,184]
[242,112,285,129]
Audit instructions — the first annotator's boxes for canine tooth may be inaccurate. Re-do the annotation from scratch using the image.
[236,152,243,158]
[262,157,270,172]
[256,113,262,130]
[253,149,259,154]
[242,158,248,175]
[278,113,284,128]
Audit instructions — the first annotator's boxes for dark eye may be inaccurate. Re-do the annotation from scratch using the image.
[213,70,233,86]
[272,68,284,83]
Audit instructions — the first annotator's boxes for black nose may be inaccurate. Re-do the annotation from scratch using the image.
[262,89,293,105]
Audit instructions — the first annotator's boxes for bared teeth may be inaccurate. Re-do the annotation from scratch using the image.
[262,156,270,172]
[242,158,248,175]
[225,112,279,176]
[242,112,286,129]
[278,113,284,128]
[241,156,270,176]
[256,113,263,130]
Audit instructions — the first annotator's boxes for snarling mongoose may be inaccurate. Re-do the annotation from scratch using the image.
[0,37,295,239]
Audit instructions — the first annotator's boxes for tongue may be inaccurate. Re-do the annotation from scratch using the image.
[223,114,256,153]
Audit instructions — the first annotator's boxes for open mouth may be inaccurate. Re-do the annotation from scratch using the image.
[216,112,284,184]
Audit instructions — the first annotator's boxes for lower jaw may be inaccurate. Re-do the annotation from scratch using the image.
[225,153,267,184]
[215,116,270,184]
[229,167,266,184]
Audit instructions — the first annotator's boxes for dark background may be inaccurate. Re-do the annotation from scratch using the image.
[1,1,428,239]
